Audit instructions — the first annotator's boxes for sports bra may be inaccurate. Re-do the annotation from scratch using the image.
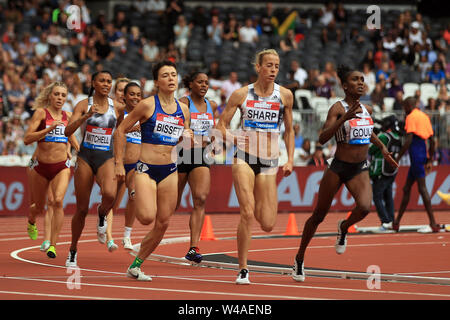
[38,108,69,143]
[240,83,284,133]
[140,95,185,146]
[81,96,116,151]
[335,100,374,145]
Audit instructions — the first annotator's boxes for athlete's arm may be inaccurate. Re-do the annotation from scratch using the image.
[371,132,398,168]
[395,133,412,163]
[280,87,294,176]
[64,99,91,137]
[113,98,152,180]
[179,99,193,147]
[216,87,246,145]
[24,109,62,145]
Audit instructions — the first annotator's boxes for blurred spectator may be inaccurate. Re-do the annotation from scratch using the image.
[207,15,223,46]
[371,83,387,108]
[443,23,450,45]
[426,61,446,85]
[418,54,432,81]
[334,2,348,25]
[321,20,342,45]
[284,70,300,110]
[214,93,227,119]
[128,26,143,47]
[437,81,449,102]
[319,1,335,27]
[289,60,307,88]
[280,29,297,52]
[393,91,404,111]
[207,60,223,91]
[222,16,240,48]
[409,21,423,45]
[105,23,122,47]
[114,10,129,30]
[414,89,425,110]
[388,76,403,98]
[362,63,376,95]
[295,138,311,166]
[173,15,192,61]
[426,97,437,111]
[221,71,241,101]
[147,0,167,14]
[322,62,340,95]
[239,18,258,47]
[293,123,304,149]
[95,31,113,61]
[315,75,333,99]
[34,32,49,59]
[47,24,63,47]
[142,38,160,62]
[376,61,391,83]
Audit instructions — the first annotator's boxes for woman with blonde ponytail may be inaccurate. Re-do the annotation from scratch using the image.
[24,81,80,258]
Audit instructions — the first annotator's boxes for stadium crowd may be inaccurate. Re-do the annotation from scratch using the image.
[0,0,449,164]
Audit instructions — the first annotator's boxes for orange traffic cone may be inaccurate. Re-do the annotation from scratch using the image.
[200,215,217,240]
[284,213,301,236]
[345,211,358,233]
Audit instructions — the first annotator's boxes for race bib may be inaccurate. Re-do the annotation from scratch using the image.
[348,117,374,144]
[45,123,68,143]
[126,123,141,144]
[190,112,214,136]
[82,125,113,150]
[243,100,280,130]
[152,113,184,144]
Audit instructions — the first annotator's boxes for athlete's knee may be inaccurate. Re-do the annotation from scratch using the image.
[192,193,207,208]
[260,220,275,232]
[240,205,255,224]
[137,215,154,226]
[101,190,116,206]
[155,216,170,231]
[52,196,64,209]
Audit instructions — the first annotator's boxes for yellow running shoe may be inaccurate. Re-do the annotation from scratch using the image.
[27,222,38,240]
[47,246,56,258]
[437,190,450,205]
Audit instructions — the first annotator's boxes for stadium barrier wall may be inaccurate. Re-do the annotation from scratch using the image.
[0,165,448,216]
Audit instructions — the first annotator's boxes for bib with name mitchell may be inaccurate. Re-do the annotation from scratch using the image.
[81,97,117,151]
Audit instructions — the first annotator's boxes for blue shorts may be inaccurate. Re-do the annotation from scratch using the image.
[135,161,177,184]
[124,162,137,175]
[408,135,427,180]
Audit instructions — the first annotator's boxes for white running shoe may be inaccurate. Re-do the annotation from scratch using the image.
[382,222,393,230]
[126,267,152,281]
[107,240,118,252]
[40,240,50,252]
[97,206,107,244]
[235,269,250,285]
[65,250,78,267]
[122,237,133,250]
[292,260,305,282]
[335,219,347,255]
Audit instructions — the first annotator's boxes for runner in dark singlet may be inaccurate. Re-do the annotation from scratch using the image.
[292,65,398,282]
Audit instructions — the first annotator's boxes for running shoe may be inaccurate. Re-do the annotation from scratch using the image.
[122,237,133,250]
[126,267,152,281]
[335,219,347,255]
[292,259,305,282]
[235,268,250,285]
[40,240,50,252]
[107,240,118,252]
[47,246,57,258]
[382,222,393,230]
[97,205,107,244]
[65,250,78,267]
[185,247,203,263]
[27,222,38,240]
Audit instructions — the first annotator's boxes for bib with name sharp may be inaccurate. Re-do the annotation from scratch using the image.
[243,100,280,130]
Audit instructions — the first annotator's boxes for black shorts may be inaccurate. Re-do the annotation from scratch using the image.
[234,148,278,176]
[328,158,369,183]
[177,147,213,174]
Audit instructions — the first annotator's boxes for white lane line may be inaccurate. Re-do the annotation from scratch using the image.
[0,290,132,300]
[0,276,323,300]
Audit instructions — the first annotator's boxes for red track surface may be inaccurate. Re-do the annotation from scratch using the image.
[1,211,449,301]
